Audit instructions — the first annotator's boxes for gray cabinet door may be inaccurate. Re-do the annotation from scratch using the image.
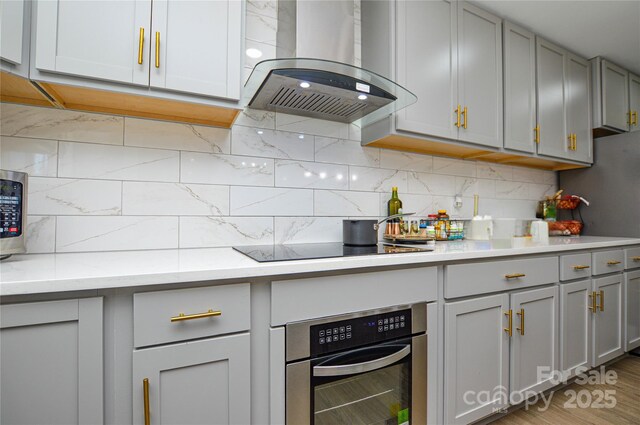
[560,280,592,378]
[444,294,509,425]
[602,60,630,132]
[0,0,24,65]
[457,2,503,148]
[503,21,536,154]
[625,270,640,351]
[0,298,103,425]
[396,0,458,140]
[133,332,250,425]
[510,286,559,399]
[566,53,593,163]
[536,37,568,159]
[592,274,624,366]
[629,73,640,133]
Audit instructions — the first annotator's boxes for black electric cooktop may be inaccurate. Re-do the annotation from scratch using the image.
[233,242,433,262]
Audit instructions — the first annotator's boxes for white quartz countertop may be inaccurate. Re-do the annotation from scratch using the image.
[1,236,639,296]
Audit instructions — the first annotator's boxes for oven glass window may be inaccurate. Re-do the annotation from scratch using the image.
[314,361,410,425]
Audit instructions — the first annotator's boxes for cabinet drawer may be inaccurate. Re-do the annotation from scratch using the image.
[134,283,250,348]
[625,246,640,269]
[445,256,559,298]
[560,253,592,281]
[592,250,625,275]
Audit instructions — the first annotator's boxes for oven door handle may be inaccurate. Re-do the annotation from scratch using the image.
[313,345,411,377]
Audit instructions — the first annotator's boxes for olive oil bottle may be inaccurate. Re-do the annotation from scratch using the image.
[387,187,403,217]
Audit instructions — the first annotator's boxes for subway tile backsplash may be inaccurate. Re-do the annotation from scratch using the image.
[1,101,557,254]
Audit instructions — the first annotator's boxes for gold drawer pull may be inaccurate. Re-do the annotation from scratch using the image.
[588,292,597,313]
[504,309,513,337]
[505,273,526,279]
[170,309,221,322]
[143,378,150,425]
[573,265,590,270]
[516,308,525,336]
[606,260,621,265]
[632,256,640,262]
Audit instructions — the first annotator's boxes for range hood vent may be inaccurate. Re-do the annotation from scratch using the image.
[243,58,416,127]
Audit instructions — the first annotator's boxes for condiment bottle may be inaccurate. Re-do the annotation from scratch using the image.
[436,209,450,241]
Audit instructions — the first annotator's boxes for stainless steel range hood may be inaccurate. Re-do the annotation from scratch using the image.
[242,1,416,127]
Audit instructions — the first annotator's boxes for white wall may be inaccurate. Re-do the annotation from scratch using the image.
[0,102,556,254]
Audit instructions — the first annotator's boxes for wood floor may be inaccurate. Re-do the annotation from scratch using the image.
[491,356,640,425]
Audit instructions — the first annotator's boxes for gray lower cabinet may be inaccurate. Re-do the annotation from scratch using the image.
[509,286,559,399]
[625,270,640,351]
[503,21,536,154]
[0,298,103,425]
[132,332,250,425]
[444,294,510,425]
[592,274,624,366]
[560,279,592,377]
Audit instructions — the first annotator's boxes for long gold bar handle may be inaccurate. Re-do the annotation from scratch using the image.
[573,265,590,270]
[633,111,638,126]
[155,32,160,68]
[599,290,604,312]
[568,134,573,150]
[588,292,596,313]
[516,308,525,335]
[504,309,513,337]
[534,125,540,144]
[630,110,634,125]
[632,256,640,262]
[573,134,577,150]
[505,273,526,279]
[462,106,468,129]
[143,378,150,425]
[138,27,145,64]
[455,105,461,128]
[607,260,621,265]
[171,309,221,322]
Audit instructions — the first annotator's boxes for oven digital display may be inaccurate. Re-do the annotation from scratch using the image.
[0,180,23,239]
[309,309,412,357]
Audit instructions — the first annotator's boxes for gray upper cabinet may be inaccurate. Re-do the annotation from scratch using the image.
[536,37,567,159]
[0,298,103,425]
[566,54,592,163]
[0,0,31,77]
[457,2,502,148]
[396,0,458,140]
[394,1,502,149]
[503,21,536,154]
[601,60,630,132]
[629,73,640,133]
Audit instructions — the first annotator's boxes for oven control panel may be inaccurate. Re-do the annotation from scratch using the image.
[309,308,412,357]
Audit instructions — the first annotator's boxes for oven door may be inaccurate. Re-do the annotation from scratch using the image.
[286,334,426,425]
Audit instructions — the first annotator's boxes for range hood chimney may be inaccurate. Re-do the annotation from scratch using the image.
[243,0,416,127]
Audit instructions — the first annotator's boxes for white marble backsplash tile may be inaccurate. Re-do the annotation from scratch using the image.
[58,142,179,182]
[122,182,229,216]
[56,216,178,252]
[29,177,122,215]
[0,136,58,177]
[179,216,273,248]
[1,103,557,253]
[124,118,230,154]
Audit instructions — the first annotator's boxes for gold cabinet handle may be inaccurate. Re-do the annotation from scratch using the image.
[633,111,638,126]
[143,378,150,425]
[462,106,468,129]
[516,308,525,336]
[588,291,597,313]
[573,265,590,270]
[632,256,640,262]
[171,309,221,322]
[567,134,573,150]
[534,125,540,144]
[455,105,461,128]
[155,31,160,68]
[599,290,604,312]
[630,110,635,125]
[573,134,577,150]
[505,273,526,279]
[138,27,145,65]
[607,260,621,265]
[504,309,513,337]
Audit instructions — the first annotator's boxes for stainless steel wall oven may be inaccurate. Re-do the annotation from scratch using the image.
[285,303,427,424]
